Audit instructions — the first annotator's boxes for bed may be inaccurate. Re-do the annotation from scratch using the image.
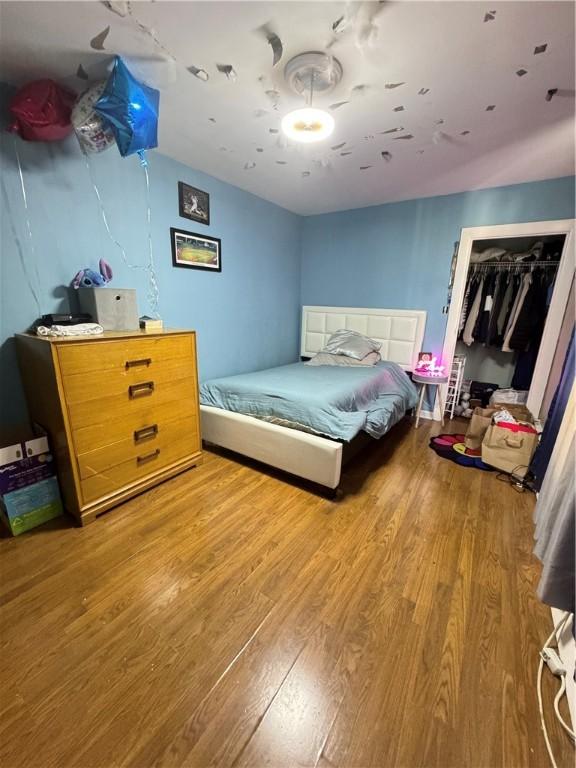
[200,306,427,489]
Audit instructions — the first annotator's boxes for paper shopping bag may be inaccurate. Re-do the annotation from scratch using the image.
[464,407,498,450]
[481,423,538,477]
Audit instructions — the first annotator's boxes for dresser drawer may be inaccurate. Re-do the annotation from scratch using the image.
[80,434,200,504]
[80,433,200,504]
[57,334,194,377]
[66,376,196,431]
[62,354,196,404]
[77,414,199,480]
[71,398,198,454]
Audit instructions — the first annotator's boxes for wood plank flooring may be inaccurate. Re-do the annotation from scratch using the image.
[0,417,573,768]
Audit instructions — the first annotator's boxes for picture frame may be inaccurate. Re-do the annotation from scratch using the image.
[178,181,210,225]
[170,228,222,272]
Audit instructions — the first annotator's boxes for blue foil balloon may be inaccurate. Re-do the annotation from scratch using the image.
[95,56,159,158]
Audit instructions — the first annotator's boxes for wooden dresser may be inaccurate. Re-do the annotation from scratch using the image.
[16,329,202,526]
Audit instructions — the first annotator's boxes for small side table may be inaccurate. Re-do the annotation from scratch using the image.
[412,372,449,428]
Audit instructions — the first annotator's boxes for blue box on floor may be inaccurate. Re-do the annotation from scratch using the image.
[0,431,63,536]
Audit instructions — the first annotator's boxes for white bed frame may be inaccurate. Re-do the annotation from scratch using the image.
[200,306,427,489]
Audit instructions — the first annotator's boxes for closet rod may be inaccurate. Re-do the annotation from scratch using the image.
[471,261,560,271]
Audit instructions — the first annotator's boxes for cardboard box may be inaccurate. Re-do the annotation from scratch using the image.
[0,431,63,536]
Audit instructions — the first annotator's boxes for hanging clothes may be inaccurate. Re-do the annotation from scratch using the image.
[512,344,540,390]
[462,275,484,346]
[458,254,560,357]
[511,270,557,389]
[459,273,483,338]
[509,270,547,351]
[458,278,473,335]
[496,273,520,343]
[546,276,556,306]
[472,274,492,341]
[486,271,507,345]
[502,272,532,352]
[476,271,498,344]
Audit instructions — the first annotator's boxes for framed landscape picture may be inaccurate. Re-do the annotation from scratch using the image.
[178,182,210,225]
[170,228,221,272]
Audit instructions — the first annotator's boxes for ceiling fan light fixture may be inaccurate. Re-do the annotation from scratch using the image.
[281,107,335,143]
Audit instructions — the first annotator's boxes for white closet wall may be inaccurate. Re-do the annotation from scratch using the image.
[455,340,515,387]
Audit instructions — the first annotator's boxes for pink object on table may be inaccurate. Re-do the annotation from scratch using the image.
[415,354,445,376]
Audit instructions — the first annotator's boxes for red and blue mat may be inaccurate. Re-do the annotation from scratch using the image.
[429,433,494,471]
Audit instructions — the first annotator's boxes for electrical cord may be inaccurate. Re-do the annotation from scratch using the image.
[539,655,558,768]
[495,465,533,493]
[554,677,576,741]
[537,611,573,768]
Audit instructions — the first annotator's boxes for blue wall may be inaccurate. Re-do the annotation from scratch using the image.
[300,176,576,360]
[2,73,574,432]
[0,88,302,428]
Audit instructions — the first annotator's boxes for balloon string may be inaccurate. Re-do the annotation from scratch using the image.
[13,136,42,316]
[143,163,160,317]
[81,148,144,271]
[82,147,160,318]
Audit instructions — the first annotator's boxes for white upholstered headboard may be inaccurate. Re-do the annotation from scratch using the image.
[301,306,427,371]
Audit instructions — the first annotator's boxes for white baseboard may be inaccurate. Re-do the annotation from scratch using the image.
[419,409,460,424]
[418,409,437,421]
[551,608,575,730]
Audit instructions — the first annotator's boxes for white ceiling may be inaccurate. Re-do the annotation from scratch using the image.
[0,0,574,215]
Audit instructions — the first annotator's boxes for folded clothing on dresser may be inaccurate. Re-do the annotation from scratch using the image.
[36,323,104,337]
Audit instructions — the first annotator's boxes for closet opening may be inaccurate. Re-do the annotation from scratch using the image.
[442,220,575,424]
[455,235,564,413]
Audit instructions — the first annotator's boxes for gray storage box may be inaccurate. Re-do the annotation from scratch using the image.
[77,287,139,331]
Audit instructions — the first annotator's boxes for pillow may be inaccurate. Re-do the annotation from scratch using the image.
[305,351,381,367]
[321,329,382,360]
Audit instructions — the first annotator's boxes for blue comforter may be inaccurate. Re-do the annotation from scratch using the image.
[199,361,418,442]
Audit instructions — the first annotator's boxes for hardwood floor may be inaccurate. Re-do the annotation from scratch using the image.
[0,417,573,768]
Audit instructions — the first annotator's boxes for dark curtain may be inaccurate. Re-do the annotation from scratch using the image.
[529,327,575,490]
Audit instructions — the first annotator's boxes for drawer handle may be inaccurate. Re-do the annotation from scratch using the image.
[137,448,160,465]
[125,358,152,369]
[129,381,155,398]
[134,424,158,443]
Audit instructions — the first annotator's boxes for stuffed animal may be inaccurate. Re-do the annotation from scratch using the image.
[72,258,113,289]
[459,392,472,418]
